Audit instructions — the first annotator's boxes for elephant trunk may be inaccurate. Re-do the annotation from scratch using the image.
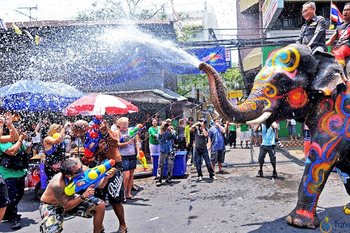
[199,62,266,123]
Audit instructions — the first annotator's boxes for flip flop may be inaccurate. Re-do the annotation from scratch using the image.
[117,227,128,233]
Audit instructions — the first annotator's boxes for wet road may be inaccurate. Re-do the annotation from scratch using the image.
[1,147,349,233]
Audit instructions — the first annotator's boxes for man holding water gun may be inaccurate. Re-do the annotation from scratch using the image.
[39,158,115,233]
[94,119,128,233]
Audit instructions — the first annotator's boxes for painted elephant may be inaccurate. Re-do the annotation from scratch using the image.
[199,43,350,229]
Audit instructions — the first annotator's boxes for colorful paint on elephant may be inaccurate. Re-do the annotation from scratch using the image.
[242,46,306,112]
[302,83,350,213]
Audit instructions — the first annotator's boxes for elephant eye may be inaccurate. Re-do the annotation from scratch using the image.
[273,75,294,93]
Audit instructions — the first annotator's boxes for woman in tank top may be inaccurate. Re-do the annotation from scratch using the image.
[117,117,140,200]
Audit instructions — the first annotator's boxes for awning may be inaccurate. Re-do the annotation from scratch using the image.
[108,89,187,104]
[240,0,259,13]
[242,47,262,71]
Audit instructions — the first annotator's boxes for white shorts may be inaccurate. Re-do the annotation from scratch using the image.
[149,144,160,155]
[240,131,250,141]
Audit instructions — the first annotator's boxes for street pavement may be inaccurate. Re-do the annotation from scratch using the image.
[1,146,350,233]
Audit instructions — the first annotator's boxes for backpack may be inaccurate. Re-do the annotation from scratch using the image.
[0,150,30,170]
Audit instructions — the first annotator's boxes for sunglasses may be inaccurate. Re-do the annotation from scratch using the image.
[71,166,82,175]
[73,125,84,130]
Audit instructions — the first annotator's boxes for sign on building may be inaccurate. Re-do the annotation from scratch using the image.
[227,90,243,99]
[262,0,284,32]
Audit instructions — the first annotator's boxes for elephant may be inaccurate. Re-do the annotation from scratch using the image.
[199,43,350,229]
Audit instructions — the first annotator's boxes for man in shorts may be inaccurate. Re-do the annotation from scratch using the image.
[39,158,114,233]
[256,122,278,178]
[239,123,250,148]
[94,119,127,233]
[208,117,226,176]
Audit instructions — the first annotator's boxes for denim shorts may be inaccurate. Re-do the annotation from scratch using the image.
[122,154,137,171]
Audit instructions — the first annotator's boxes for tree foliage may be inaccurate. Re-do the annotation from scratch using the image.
[177,24,203,42]
[177,66,244,100]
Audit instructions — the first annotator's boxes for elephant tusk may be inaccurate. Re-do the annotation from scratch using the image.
[246,112,272,125]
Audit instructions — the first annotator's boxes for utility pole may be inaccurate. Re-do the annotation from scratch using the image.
[15,5,38,21]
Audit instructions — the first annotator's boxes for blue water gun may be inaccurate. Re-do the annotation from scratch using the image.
[64,159,115,196]
[84,130,102,158]
[84,116,103,158]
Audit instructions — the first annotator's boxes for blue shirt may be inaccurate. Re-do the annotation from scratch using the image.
[159,130,176,153]
[209,126,225,151]
[261,124,276,146]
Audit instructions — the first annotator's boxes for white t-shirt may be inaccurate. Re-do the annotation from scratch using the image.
[111,124,118,132]
[32,132,41,143]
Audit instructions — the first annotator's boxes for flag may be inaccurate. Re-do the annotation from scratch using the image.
[12,23,22,35]
[330,2,344,28]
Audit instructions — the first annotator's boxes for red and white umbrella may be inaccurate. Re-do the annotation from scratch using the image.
[63,93,138,116]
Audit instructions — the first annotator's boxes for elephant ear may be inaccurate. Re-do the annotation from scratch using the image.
[311,51,347,96]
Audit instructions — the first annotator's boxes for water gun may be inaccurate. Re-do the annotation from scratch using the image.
[137,150,148,170]
[120,124,144,142]
[64,159,115,196]
[84,116,103,158]
[89,115,103,129]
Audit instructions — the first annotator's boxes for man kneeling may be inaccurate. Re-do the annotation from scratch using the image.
[39,158,114,233]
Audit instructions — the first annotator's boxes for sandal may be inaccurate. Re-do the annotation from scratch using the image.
[125,195,133,200]
[117,226,128,233]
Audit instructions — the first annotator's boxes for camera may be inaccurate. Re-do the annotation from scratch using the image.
[162,122,170,130]
[199,119,207,124]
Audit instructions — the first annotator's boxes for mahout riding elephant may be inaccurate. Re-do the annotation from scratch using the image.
[199,43,350,229]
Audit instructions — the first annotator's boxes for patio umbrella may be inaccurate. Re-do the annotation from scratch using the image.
[63,93,139,116]
[0,79,84,112]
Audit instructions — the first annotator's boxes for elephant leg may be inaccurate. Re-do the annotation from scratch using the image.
[286,143,338,228]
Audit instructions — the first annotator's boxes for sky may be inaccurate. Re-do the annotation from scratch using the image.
[0,0,235,29]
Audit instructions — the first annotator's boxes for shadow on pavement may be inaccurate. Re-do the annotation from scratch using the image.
[0,217,38,232]
[246,206,349,233]
[122,197,152,206]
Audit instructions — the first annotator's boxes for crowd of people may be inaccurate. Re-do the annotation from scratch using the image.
[0,110,245,232]
[0,110,239,232]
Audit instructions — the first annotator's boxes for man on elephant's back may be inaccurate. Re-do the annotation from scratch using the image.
[297,2,327,53]
[326,3,350,73]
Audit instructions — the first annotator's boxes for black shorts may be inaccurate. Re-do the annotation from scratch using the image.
[122,154,137,171]
[211,149,225,164]
[0,174,10,208]
[95,170,124,204]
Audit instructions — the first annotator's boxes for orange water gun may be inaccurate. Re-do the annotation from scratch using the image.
[137,150,148,171]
